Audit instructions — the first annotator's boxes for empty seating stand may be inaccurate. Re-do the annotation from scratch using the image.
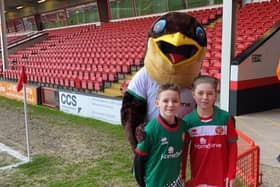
[200,1,280,85]
[1,2,278,94]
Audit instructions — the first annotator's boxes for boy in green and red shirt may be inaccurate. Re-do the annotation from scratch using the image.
[134,83,187,187]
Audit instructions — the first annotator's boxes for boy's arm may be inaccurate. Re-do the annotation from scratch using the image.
[227,117,238,180]
[227,141,238,180]
[134,150,147,187]
[181,132,190,181]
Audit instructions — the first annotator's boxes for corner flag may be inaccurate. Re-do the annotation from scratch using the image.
[17,66,27,92]
[16,65,31,161]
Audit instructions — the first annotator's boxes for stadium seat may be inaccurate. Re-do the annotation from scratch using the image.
[2,2,278,94]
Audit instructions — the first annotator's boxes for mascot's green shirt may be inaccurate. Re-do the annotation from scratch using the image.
[135,116,187,187]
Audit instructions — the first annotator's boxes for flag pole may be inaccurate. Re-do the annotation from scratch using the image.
[23,83,31,161]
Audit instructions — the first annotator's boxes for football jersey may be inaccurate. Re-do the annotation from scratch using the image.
[135,116,188,187]
[183,107,238,187]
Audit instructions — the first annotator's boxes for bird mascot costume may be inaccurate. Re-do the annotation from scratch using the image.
[121,12,207,150]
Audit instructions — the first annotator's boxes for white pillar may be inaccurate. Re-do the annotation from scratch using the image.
[220,0,238,111]
[0,0,8,70]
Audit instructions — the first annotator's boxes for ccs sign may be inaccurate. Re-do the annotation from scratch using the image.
[60,93,77,106]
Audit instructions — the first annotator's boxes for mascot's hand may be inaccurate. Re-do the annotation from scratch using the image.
[136,123,146,142]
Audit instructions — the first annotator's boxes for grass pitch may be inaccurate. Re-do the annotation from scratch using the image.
[0,96,252,187]
[0,96,136,186]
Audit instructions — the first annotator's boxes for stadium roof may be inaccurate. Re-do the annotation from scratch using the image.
[4,0,96,12]
[5,0,36,11]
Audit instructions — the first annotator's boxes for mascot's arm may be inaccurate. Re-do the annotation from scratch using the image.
[121,92,147,151]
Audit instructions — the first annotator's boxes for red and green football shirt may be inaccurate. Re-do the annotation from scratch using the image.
[183,107,238,187]
[135,116,188,187]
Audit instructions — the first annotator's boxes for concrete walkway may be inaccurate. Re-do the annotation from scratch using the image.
[235,108,280,168]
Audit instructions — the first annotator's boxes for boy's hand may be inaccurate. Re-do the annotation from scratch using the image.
[225,178,235,187]
[136,123,146,142]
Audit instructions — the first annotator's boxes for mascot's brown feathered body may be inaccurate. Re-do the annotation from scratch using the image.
[121,12,207,150]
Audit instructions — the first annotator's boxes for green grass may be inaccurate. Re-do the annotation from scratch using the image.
[0,96,136,186]
[12,154,134,187]
[0,96,245,186]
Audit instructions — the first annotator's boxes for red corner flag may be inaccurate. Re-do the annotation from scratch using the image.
[17,66,27,92]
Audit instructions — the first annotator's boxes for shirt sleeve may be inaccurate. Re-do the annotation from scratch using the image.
[227,116,238,143]
[135,127,151,156]
[127,68,147,101]
[227,116,238,180]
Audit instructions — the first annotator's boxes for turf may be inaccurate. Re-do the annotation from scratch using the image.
[0,96,136,186]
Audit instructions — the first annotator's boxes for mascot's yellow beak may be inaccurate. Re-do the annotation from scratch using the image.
[144,12,207,87]
[152,32,204,66]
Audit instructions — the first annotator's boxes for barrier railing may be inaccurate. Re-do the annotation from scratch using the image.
[236,130,262,187]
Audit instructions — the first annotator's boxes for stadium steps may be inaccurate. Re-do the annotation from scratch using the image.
[102,71,137,97]
[102,87,122,97]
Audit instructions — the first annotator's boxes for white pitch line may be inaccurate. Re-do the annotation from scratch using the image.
[0,143,29,162]
[0,160,29,170]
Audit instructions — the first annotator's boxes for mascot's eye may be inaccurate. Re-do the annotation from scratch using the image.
[152,19,167,34]
[195,26,207,47]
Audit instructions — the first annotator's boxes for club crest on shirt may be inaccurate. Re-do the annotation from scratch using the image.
[200,137,207,144]
[215,127,224,135]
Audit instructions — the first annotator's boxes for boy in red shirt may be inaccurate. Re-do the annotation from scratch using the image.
[183,75,238,187]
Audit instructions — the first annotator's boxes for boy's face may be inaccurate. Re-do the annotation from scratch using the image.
[156,90,180,121]
[192,83,217,110]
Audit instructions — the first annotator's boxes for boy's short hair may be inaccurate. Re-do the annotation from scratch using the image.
[156,83,181,99]
[192,75,218,90]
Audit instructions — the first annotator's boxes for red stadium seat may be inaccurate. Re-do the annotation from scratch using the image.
[3,3,277,94]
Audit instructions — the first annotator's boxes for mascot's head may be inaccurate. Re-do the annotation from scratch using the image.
[144,12,207,87]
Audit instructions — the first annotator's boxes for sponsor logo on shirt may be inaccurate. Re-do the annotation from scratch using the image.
[194,137,222,149]
[200,137,207,144]
[161,146,182,160]
[168,146,174,154]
